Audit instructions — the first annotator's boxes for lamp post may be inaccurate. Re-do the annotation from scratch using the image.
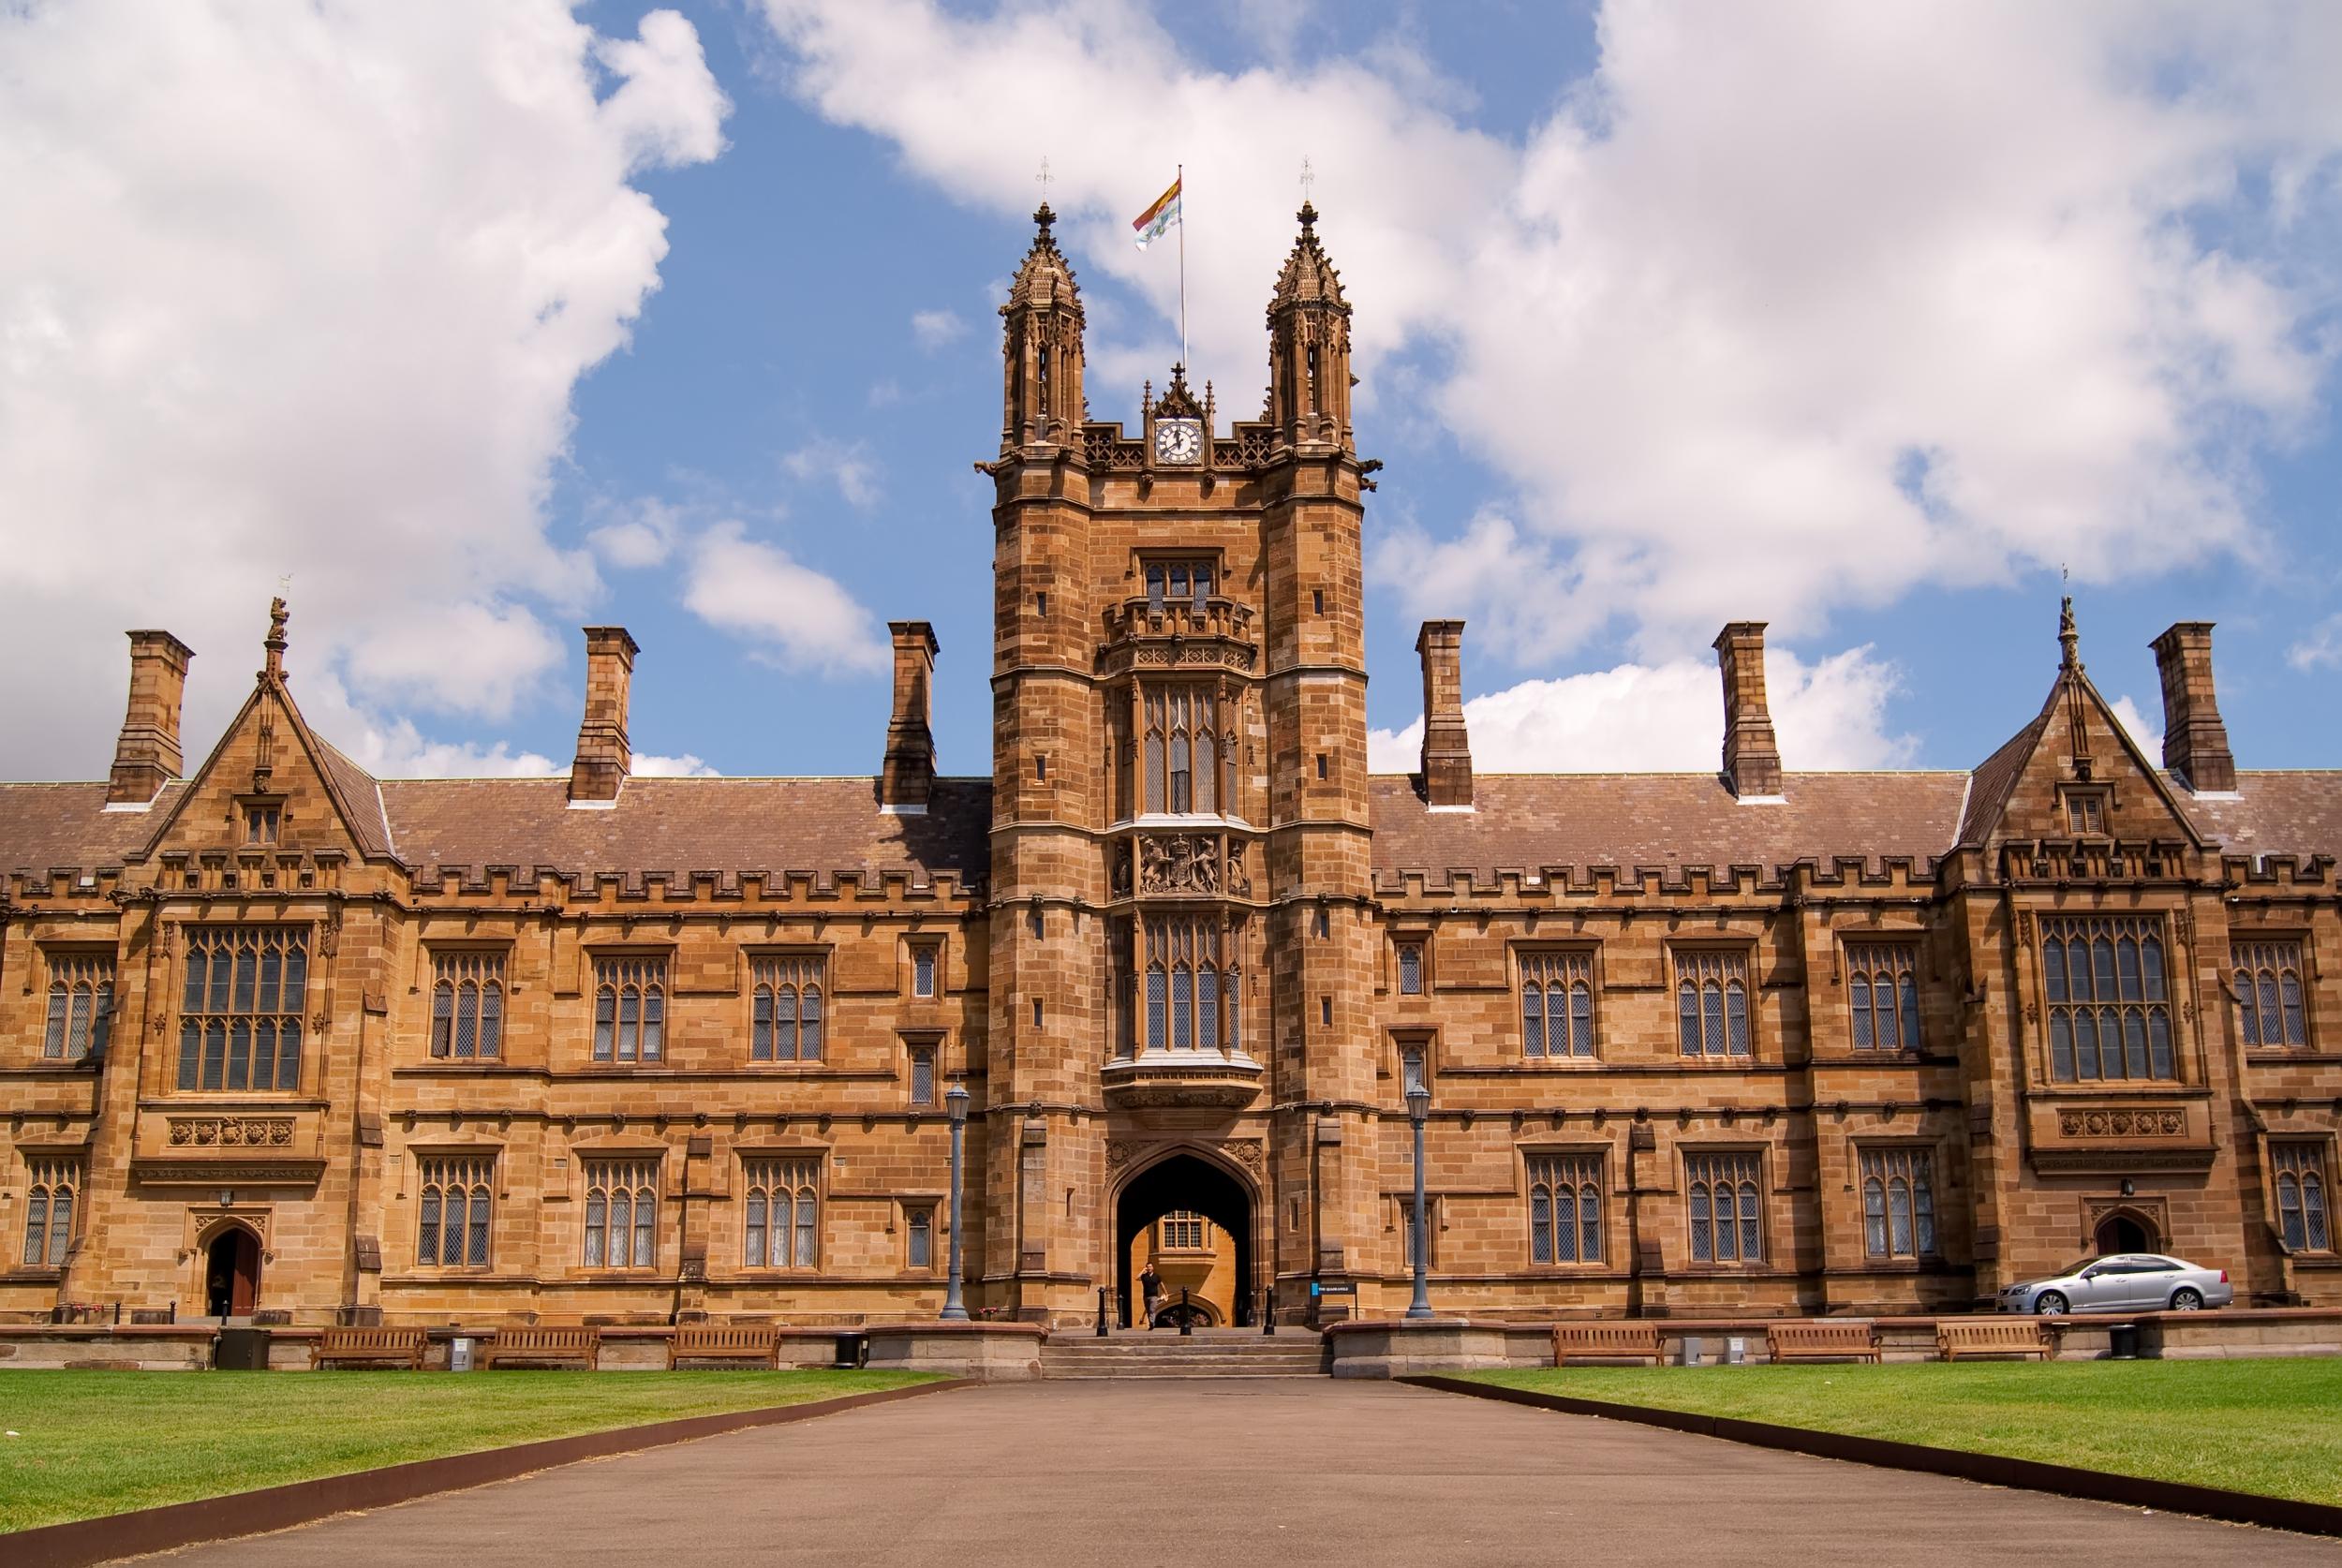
[1405,1084,1433,1321]
[941,1083,971,1322]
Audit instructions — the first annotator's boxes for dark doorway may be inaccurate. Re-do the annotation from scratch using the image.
[2095,1213,2153,1255]
[205,1227,260,1318]
[1115,1154,1253,1328]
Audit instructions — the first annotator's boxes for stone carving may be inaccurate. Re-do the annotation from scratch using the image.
[1138,834,1253,896]
[170,1117,295,1148]
[1229,1140,1264,1175]
[2058,1107,2185,1139]
[1106,1140,1139,1171]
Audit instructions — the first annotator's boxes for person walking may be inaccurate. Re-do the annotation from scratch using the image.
[1139,1263,1163,1329]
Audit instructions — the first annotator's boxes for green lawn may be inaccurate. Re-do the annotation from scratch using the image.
[1469,1358,2342,1506]
[0,1368,939,1533]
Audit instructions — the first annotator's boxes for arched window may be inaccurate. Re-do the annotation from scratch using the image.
[1674,951,1752,1058]
[2235,939,2310,1048]
[417,1155,494,1266]
[585,1159,660,1268]
[2042,918,2177,1082]
[744,1159,822,1268]
[176,926,305,1089]
[908,1206,933,1269]
[1846,943,1921,1052]
[429,953,505,1059]
[2274,1145,2330,1253]
[22,1158,81,1268]
[1138,686,1226,818]
[1860,1148,1935,1258]
[1139,916,1240,1055]
[1397,942,1423,996]
[1685,1152,1763,1263]
[1528,1154,1604,1265]
[43,954,113,1061]
[1519,952,1595,1058]
[593,956,665,1063]
[752,955,825,1062]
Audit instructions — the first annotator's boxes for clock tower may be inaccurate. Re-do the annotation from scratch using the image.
[981,200,1377,1324]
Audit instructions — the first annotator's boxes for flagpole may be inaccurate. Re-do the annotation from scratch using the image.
[1178,163,1188,372]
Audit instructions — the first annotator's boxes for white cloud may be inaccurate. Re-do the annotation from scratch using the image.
[911,307,967,349]
[2109,694,2163,758]
[634,751,720,777]
[0,2,728,777]
[682,521,889,674]
[758,0,2342,663]
[587,496,685,569]
[1369,645,1914,775]
[2290,613,2342,671]
[781,436,882,510]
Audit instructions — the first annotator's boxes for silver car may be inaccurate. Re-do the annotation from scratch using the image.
[1997,1253,2233,1315]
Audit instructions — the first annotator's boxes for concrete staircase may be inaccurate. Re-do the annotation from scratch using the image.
[1040,1328,1327,1379]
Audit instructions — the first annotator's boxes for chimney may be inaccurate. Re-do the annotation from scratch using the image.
[107,630,195,806]
[568,627,639,805]
[1714,621,1785,800]
[1416,620,1474,808]
[2151,622,2237,793]
[882,621,939,813]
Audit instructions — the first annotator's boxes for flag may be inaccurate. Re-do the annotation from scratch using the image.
[1131,176,1181,250]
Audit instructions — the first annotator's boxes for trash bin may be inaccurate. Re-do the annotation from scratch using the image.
[215,1326,271,1370]
[2107,1322,2140,1360]
[449,1337,477,1372]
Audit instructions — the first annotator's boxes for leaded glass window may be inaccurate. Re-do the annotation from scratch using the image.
[417,1154,494,1266]
[43,953,113,1060]
[1529,1154,1603,1264]
[1397,941,1424,996]
[1859,1147,1935,1258]
[22,1158,81,1268]
[2235,939,2309,1048]
[742,1159,820,1269]
[1160,1211,1207,1250]
[584,1158,660,1268]
[2041,917,2174,1082]
[1519,951,1595,1058]
[1847,942,1920,1052]
[1142,915,1242,1054]
[1675,950,1751,1058]
[751,954,825,1061]
[430,952,505,1060]
[908,1206,934,1268]
[912,944,939,998]
[592,956,665,1064]
[910,1046,936,1106]
[176,925,307,1090]
[1144,559,1214,614]
[2275,1144,2331,1253]
[1138,686,1230,817]
[1686,1151,1763,1264]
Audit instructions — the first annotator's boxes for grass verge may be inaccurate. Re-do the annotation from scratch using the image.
[0,1368,939,1532]
[1467,1358,2342,1506]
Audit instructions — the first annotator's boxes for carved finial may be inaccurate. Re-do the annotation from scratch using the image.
[262,596,289,682]
[1297,199,1317,235]
[1032,200,1055,239]
[2058,595,2081,673]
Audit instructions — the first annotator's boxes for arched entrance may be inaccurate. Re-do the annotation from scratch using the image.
[2095,1211,2155,1255]
[1115,1152,1254,1329]
[204,1226,261,1318]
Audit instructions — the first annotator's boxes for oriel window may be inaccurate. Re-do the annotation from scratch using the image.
[1141,686,1223,815]
[2041,917,2174,1081]
[176,925,307,1091]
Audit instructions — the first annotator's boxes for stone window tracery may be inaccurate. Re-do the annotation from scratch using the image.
[430,952,504,1060]
[417,1153,494,1267]
[584,1157,660,1269]
[2040,916,2174,1082]
[751,954,824,1062]
[22,1157,81,1269]
[2234,939,2308,1048]
[743,1158,820,1270]
[1686,1151,1763,1264]
[1859,1146,1935,1258]
[2275,1144,2330,1253]
[176,925,307,1091]
[1141,686,1230,816]
[1847,942,1920,1052]
[1529,1154,1603,1264]
[1519,951,1594,1058]
[1141,914,1244,1055]
[43,952,112,1061]
[592,956,665,1064]
[1674,950,1750,1058]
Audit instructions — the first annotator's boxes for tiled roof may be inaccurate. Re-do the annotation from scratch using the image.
[312,736,396,862]
[1958,708,2052,846]
[377,777,992,890]
[1367,773,1971,889]
[0,782,184,876]
[2177,772,2342,863]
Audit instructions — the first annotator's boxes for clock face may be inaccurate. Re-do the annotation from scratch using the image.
[1154,418,1203,466]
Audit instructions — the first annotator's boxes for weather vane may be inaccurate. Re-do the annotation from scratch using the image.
[1299,155,1315,200]
[1036,156,1053,201]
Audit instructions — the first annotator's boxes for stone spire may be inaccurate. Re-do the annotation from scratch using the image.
[1266,202,1353,449]
[1000,203,1085,451]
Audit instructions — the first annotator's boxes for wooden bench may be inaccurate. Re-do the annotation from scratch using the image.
[313,1325,428,1370]
[479,1326,600,1370]
[1937,1319,2052,1362]
[1767,1321,1881,1364]
[669,1324,779,1369]
[1552,1322,1666,1367]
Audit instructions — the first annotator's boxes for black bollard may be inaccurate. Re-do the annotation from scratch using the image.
[1179,1287,1193,1336]
[1096,1286,1110,1338]
[1263,1282,1275,1335]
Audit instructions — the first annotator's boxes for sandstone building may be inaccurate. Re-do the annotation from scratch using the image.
[3,205,2337,1331]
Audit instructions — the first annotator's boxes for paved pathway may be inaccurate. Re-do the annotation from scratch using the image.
[156,1381,2339,1566]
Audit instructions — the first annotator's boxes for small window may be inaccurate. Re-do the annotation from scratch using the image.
[1312,588,1325,615]
[1314,753,1328,780]
[1859,1147,1936,1258]
[2275,1144,2331,1253]
[908,1206,935,1269]
[42,953,114,1061]
[910,1046,936,1106]
[1845,942,1920,1052]
[430,952,506,1060]
[243,804,280,845]
[1035,755,1048,782]
[592,956,666,1064]
[912,943,939,998]
[743,1158,820,1269]
[21,1158,82,1269]
[1397,941,1424,996]
[1028,905,1044,939]
[1160,1211,1208,1250]
[2067,791,2107,836]
[1311,907,1329,939]
[1321,996,1333,1028]
[583,1158,660,1269]
[1030,996,1045,1028]
[1685,1151,1763,1265]
[417,1154,495,1267]
[1034,591,1047,617]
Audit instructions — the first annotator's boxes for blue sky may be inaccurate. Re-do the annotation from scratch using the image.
[4,0,2337,786]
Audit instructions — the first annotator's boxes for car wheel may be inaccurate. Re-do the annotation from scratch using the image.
[2035,1291,2068,1316]
[2170,1287,2203,1311]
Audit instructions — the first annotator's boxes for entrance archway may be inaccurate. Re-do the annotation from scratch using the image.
[1115,1152,1254,1329]
[204,1226,261,1318]
[2095,1211,2154,1255]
